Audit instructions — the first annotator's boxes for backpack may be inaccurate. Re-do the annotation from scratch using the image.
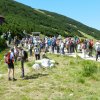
[40,43,44,48]
[96,44,100,51]
[52,39,56,46]
[34,47,40,54]
[89,41,93,48]
[97,46,100,51]
[4,52,11,64]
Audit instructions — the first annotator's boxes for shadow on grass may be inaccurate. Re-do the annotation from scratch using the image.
[24,73,49,80]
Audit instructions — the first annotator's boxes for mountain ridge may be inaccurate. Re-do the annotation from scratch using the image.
[0,0,100,39]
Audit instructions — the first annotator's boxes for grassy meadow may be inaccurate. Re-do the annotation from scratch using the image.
[0,50,100,100]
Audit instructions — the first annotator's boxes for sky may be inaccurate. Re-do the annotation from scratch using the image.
[15,0,100,30]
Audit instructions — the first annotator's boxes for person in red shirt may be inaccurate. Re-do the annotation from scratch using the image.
[5,48,16,81]
[88,39,94,57]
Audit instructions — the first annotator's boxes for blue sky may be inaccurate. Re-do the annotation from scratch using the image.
[15,0,100,30]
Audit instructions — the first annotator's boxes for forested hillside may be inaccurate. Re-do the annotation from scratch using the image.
[0,0,100,39]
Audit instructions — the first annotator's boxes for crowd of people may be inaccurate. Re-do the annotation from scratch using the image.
[2,31,100,81]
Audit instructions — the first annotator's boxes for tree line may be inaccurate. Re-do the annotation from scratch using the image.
[0,0,100,50]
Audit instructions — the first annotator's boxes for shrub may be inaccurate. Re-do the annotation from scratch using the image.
[0,37,6,51]
[82,61,97,77]
[77,77,85,84]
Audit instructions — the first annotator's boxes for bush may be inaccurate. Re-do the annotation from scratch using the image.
[77,77,85,84]
[82,61,97,77]
[0,37,6,52]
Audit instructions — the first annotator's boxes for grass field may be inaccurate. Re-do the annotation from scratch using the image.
[0,50,100,100]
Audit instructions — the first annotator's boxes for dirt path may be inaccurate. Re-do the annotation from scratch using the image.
[52,49,100,62]
[65,52,100,62]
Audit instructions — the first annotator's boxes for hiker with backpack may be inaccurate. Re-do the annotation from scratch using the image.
[68,38,72,53]
[51,37,56,53]
[81,40,87,58]
[94,41,100,61]
[56,38,60,53]
[14,36,19,46]
[28,41,33,56]
[7,31,12,45]
[60,40,65,55]
[44,37,48,53]
[14,46,19,62]
[34,45,40,60]
[4,48,16,81]
[88,39,94,57]
[18,47,28,78]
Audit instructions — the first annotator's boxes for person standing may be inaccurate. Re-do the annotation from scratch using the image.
[60,40,65,55]
[14,46,19,62]
[18,47,26,78]
[34,45,40,60]
[88,39,94,57]
[28,42,33,56]
[4,48,16,81]
[56,38,60,53]
[81,41,87,58]
[51,37,56,53]
[8,32,12,45]
[94,41,100,61]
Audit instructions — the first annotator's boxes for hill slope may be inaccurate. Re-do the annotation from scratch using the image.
[0,0,100,39]
[0,51,100,100]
